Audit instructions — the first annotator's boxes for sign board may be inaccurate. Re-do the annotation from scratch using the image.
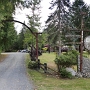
[84,36,90,50]
[65,35,81,38]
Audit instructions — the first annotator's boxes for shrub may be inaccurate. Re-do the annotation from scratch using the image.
[28,61,38,69]
[54,50,78,78]
[60,67,73,78]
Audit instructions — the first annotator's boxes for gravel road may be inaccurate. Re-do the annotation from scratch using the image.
[0,52,35,90]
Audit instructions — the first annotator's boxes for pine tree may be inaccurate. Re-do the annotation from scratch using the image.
[71,0,90,39]
[45,0,71,54]
[0,0,23,52]
[25,0,41,47]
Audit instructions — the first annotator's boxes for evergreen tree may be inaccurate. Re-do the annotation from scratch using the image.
[71,0,90,29]
[0,21,17,52]
[25,0,41,48]
[70,0,90,41]
[45,0,71,54]
[0,0,34,52]
[27,0,41,32]
[18,29,25,50]
[0,0,23,52]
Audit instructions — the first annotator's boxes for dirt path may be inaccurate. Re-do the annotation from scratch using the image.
[0,52,35,90]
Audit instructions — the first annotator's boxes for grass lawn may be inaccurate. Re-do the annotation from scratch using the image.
[26,52,90,90]
[38,52,57,70]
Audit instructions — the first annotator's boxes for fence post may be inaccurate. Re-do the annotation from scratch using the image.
[37,59,40,69]
[44,63,47,73]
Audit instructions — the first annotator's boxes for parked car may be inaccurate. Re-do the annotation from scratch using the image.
[21,49,29,53]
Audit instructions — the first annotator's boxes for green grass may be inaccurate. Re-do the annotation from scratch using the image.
[38,52,56,63]
[25,53,90,90]
[38,52,57,70]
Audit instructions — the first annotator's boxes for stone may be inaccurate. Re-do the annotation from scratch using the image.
[66,67,76,76]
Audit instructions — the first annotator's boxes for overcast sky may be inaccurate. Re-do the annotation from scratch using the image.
[14,0,90,34]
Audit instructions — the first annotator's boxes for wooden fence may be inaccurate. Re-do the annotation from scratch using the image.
[37,59,58,75]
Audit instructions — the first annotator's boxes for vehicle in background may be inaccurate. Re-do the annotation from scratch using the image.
[21,49,30,53]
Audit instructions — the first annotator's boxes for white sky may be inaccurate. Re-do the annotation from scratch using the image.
[14,0,90,34]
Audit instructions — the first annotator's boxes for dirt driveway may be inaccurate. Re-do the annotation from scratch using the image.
[0,52,35,90]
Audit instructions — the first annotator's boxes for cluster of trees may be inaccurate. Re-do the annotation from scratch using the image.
[0,0,47,52]
[44,0,90,77]
[0,0,22,52]
[45,0,90,54]
[1,0,90,53]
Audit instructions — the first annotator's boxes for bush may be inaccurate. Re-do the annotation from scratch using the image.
[28,61,38,69]
[60,67,73,78]
[54,50,78,77]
